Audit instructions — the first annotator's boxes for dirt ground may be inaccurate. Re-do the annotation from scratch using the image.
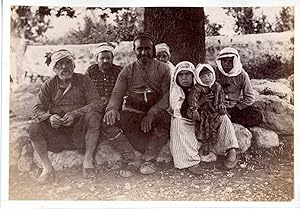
[9,136,293,201]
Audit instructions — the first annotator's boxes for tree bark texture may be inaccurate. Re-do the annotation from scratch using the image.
[144,7,205,66]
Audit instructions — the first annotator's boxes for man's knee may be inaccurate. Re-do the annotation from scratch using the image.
[28,123,46,141]
[85,111,102,130]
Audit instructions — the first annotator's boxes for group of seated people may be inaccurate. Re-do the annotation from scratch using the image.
[28,32,263,183]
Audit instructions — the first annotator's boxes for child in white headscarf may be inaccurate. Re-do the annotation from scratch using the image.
[188,64,226,156]
[216,47,263,127]
[155,43,175,76]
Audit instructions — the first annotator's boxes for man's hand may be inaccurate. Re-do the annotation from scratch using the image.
[141,114,155,133]
[199,92,214,105]
[103,108,120,125]
[62,111,77,126]
[49,114,64,128]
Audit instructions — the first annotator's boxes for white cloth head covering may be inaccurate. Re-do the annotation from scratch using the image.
[173,61,195,84]
[94,42,115,60]
[155,43,171,58]
[216,47,243,77]
[49,49,75,70]
[170,61,195,118]
[194,63,216,88]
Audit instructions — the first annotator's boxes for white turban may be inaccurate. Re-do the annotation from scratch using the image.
[94,42,115,60]
[155,43,171,57]
[48,49,75,70]
[216,47,243,77]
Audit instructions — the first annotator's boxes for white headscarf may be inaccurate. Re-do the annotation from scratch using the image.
[170,61,195,118]
[94,42,115,60]
[194,63,216,88]
[48,49,75,70]
[216,47,243,77]
[155,43,171,58]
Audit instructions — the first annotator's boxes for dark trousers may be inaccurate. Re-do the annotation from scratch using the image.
[228,105,263,127]
[103,110,171,156]
[29,111,102,153]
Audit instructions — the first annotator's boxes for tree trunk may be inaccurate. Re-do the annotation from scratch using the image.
[144,7,205,66]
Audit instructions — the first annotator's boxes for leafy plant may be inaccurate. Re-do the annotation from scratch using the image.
[244,54,294,79]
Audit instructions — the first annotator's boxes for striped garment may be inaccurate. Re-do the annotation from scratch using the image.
[170,117,201,169]
[170,115,239,169]
[210,114,239,156]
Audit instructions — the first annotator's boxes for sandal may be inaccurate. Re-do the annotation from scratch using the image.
[187,164,204,176]
[224,156,238,169]
[140,162,157,175]
[119,164,138,178]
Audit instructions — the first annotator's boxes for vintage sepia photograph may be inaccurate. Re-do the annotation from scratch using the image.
[2,0,298,208]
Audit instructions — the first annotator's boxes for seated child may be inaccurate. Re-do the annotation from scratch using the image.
[188,64,226,156]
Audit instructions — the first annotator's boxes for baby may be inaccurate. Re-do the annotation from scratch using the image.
[188,64,226,156]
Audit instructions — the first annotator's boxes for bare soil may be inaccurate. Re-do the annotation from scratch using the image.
[9,136,293,201]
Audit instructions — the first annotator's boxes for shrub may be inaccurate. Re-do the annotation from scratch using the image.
[244,54,294,79]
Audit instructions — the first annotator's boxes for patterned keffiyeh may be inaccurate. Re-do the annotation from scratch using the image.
[47,49,75,70]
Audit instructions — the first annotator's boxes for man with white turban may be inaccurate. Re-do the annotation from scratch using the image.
[29,49,103,183]
[216,47,263,127]
[86,42,122,105]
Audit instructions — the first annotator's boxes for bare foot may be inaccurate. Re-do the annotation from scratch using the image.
[38,169,55,184]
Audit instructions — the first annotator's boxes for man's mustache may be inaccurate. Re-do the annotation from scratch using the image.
[139,55,150,58]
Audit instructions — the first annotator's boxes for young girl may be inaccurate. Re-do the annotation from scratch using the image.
[188,64,227,156]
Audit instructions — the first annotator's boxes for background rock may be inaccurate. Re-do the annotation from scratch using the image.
[18,155,34,172]
[288,74,294,90]
[251,79,293,102]
[10,118,32,132]
[33,150,83,171]
[249,127,279,148]
[21,143,34,156]
[12,81,43,95]
[95,142,123,166]
[10,92,38,119]
[9,130,31,166]
[254,94,293,135]
[233,123,252,153]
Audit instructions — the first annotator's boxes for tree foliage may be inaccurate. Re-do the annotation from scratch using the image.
[224,7,294,34]
[59,8,143,44]
[11,6,76,42]
[275,7,294,32]
[205,15,222,36]
[224,7,273,34]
